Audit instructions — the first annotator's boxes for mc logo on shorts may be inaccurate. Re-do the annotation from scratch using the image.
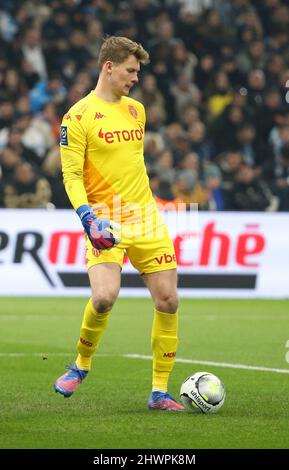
[155,253,176,264]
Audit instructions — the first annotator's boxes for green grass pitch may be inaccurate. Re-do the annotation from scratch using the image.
[0,297,289,449]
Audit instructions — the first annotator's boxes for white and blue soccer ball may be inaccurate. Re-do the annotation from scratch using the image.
[180,371,226,414]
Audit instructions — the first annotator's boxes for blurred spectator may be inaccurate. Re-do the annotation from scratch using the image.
[132,73,167,123]
[37,102,61,141]
[173,169,208,209]
[21,59,41,90]
[153,149,176,184]
[86,19,104,59]
[21,112,56,158]
[170,40,197,82]
[269,124,289,164]
[0,99,14,130]
[170,130,192,166]
[197,8,229,54]
[254,87,282,141]
[144,131,165,171]
[179,152,200,174]
[266,24,289,55]
[145,103,166,131]
[2,67,26,101]
[42,146,70,208]
[216,149,243,209]
[148,170,183,211]
[0,8,18,42]
[188,120,215,162]
[3,161,51,208]
[255,0,281,36]
[179,105,200,130]
[230,86,249,113]
[177,0,213,16]
[29,74,66,114]
[2,124,41,168]
[170,72,200,119]
[246,68,267,112]
[21,28,47,80]
[0,111,55,161]
[236,39,267,73]
[236,5,263,40]
[234,122,274,176]
[67,29,92,72]
[194,54,215,92]
[203,163,224,211]
[206,71,233,119]
[209,104,247,153]
[15,95,31,116]
[163,122,183,149]
[148,170,160,196]
[274,143,289,211]
[231,164,278,211]
[219,53,245,89]
[265,54,285,87]
[0,146,21,181]
[156,183,184,211]
[43,9,71,42]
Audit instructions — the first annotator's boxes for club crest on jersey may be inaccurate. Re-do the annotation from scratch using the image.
[60,125,68,145]
[128,105,138,119]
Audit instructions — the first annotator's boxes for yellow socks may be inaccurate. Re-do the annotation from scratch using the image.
[151,308,179,392]
[76,298,110,371]
[75,301,178,388]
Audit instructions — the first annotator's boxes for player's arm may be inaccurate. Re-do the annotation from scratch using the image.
[60,117,121,250]
[60,118,88,210]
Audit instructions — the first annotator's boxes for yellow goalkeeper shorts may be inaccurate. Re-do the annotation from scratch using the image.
[85,218,177,274]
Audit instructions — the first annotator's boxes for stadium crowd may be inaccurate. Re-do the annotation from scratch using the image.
[0,0,289,211]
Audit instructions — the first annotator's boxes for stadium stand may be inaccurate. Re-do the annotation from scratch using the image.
[0,0,289,211]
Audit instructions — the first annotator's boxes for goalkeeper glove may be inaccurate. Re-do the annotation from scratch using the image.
[76,205,121,251]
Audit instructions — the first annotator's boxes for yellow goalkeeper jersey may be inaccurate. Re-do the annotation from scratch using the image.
[60,91,155,224]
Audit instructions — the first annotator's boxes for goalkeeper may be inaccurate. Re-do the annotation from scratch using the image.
[54,36,184,411]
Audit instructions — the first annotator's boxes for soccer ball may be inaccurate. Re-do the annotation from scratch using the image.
[180,371,226,414]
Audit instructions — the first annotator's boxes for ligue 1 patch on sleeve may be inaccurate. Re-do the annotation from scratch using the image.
[60,125,68,145]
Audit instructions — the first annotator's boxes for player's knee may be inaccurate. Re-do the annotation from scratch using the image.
[91,293,116,313]
[155,291,179,313]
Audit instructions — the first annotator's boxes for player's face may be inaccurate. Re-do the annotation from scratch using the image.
[109,55,140,98]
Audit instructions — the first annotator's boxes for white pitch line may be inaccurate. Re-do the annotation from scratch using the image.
[1,352,289,375]
[124,354,289,375]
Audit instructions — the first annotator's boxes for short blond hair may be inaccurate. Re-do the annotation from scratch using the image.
[98,36,150,70]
